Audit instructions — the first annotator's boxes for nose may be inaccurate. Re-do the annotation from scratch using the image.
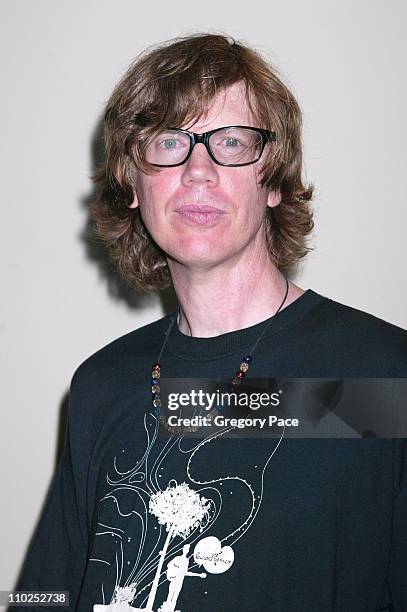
[180,142,220,187]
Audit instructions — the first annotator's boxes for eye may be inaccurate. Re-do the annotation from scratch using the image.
[225,137,242,147]
[162,138,179,149]
[227,137,241,148]
[155,134,189,150]
[145,130,190,164]
[212,133,249,149]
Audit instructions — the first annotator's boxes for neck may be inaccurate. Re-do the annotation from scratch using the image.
[167,245,304,338]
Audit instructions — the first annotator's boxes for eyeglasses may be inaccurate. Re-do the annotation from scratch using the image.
[144,125,276,167]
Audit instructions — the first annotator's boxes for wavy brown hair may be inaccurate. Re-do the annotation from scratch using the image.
[90,32,314,291]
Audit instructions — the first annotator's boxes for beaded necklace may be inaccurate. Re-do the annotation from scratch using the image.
[150,276,289,416]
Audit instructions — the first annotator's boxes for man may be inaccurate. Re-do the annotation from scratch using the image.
[16,33,407,611]
[162,544,206,612]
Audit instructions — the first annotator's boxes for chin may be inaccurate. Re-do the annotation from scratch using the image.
[167,243,229,268]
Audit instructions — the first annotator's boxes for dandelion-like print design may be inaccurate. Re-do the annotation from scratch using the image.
[91,408,285,611]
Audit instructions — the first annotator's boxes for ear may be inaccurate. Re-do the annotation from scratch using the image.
[126,163,139,208]
[267,189,282,209]
[128,190,139,209]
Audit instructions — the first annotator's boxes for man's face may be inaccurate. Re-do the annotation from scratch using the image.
[130,81,280,270]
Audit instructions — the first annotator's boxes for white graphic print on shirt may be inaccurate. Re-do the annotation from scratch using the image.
[91,409,284,611]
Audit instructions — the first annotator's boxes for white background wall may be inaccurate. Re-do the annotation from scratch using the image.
[1,0,406,596]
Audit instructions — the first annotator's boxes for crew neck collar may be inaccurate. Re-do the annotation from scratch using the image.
[166,289,326,361]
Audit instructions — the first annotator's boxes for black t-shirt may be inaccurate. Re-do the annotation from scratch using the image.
[15,290,407,611]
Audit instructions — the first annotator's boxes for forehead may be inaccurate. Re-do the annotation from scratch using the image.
[183,81,257,132]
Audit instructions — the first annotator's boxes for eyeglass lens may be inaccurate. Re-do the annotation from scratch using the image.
[145,127,264,166]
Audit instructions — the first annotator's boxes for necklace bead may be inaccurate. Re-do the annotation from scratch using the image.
[151,278,289,415]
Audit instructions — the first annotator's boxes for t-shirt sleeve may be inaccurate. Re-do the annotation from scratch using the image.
[387,436,407,610]
[14,367,95,610]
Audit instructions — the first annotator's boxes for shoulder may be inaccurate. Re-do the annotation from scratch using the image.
[71,313,174,387]
[307,291,407,375]
[314,292,406,341]
[68,313,174,423]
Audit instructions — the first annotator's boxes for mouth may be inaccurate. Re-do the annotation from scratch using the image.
[174,204,226,226]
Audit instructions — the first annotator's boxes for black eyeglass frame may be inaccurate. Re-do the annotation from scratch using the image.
[147,125,277,168]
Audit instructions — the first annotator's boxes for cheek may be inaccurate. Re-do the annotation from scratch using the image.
[232,176,268,222]
[136,180,168,226]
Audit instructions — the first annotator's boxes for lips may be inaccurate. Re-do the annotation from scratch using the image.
[174,204,226,226]
[175,204,224,213]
